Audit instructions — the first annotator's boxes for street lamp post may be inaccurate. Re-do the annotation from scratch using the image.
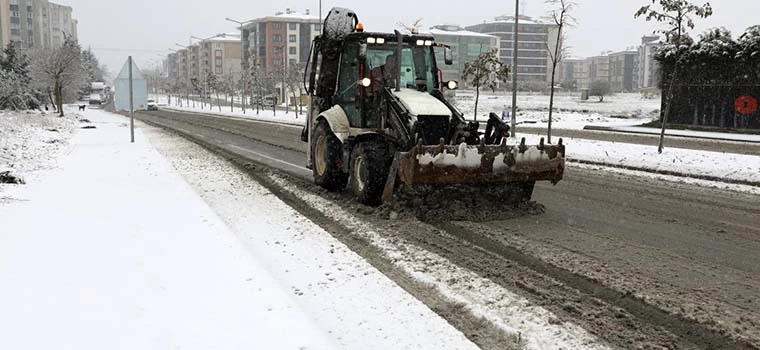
[510,0,519,138]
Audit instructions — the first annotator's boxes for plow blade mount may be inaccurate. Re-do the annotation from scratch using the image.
[382,138,565,202]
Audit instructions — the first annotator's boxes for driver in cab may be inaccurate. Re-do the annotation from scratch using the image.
[368,53,398,92]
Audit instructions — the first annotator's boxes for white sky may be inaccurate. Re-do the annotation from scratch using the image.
[53,0,760,78]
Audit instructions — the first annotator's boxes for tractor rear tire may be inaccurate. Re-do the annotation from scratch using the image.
[312,121,348,191]
[350,141,392,206]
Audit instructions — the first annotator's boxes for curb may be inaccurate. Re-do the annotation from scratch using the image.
[568,158,760,188]
[583,125,760,144]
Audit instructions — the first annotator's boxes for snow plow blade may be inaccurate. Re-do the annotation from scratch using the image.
[382,138,565,202]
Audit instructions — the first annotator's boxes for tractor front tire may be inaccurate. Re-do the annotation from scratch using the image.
[312,121,348,191]
[350,141,392,206]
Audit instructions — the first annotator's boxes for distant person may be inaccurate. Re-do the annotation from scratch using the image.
[502,107,511,123]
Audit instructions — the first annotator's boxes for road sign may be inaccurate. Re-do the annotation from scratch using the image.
[735,95,758,115]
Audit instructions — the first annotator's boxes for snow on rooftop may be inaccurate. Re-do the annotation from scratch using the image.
[491,14,550,25]
[428,27,499,39]
[206,33,241,42]
[268,10,320,21]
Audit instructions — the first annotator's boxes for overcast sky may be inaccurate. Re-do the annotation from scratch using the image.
[54,0,760,79]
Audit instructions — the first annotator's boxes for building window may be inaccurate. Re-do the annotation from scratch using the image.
[289,59,296,66]
[11,11,20,17]
[288,34,296,43]
[273,22,282,30]
[215,50,223,58]
[314,24,321,32]
[273,34,282,42]
[289,47,296,55]
[273,59,282,65]
[215,66,222,74]
[288,23,296,30]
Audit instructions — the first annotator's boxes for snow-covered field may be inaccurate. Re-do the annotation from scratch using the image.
[0,108,80,183]
[512,132,760,184]
[455,92,662,130]
[0,108,479,349]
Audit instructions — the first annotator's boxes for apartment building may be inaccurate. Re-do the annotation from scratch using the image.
[638,35,662,89]
[0,0,76,49]
[242,9,321,71]
[466,14,559,84]
[197,33,242,78]
[608,49,639,92]
[428,24,500,88]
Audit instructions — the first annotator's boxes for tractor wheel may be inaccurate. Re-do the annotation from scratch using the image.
[516,181,536,202]
[312,120,348,191]
[350,141,392,206]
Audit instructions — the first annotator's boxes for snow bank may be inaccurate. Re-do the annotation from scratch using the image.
[0,108,78,183]
[157,95,306,126]
[515,133,760,183]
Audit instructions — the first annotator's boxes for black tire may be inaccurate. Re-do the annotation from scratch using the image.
[311,121,348,191]
[516,181,536,202]
[350,141,392,206]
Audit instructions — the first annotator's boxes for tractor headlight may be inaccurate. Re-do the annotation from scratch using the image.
[367,37,376,44]
[360,78,372,87]
[446,80,459,90]
[424,40,433,46]
[416,39,425,46]
[376,38,385,44]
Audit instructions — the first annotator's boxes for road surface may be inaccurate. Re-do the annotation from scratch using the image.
[136,109,760,349]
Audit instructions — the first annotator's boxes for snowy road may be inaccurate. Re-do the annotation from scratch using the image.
[133,108,760,349]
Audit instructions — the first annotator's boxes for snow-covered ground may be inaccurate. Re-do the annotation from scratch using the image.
[0,108,478,349]
[157,95,305,126]
[0,108,80,183]
[587,125,760,143]
[511,132,760,184]
[455,92,661,130]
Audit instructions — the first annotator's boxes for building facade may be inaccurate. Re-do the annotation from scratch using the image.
[242,9,321,71]
[638,35,661,89]
[428,24,500,88]
[0,0,76,49]
[198,33,242,78]
[466,15,559,84]
[608,50,639,92]
[0,0,9,48]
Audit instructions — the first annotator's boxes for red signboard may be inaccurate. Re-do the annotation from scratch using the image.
[735,96,758,115]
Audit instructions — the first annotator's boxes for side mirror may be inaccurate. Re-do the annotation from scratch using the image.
[444,46,453,66]
[359,43,367,61]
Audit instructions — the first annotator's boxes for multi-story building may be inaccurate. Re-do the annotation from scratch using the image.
[0,0,76,49]
[197,33,241,78]
[608,49,639,92]
[428,24,500,88]
[242,9,321,71]
[466,14,559,84]
[638,35,661,89]
[46,2,75,47]
[0,0,9,47]
[560,56,585,90]
[166,52,179,80]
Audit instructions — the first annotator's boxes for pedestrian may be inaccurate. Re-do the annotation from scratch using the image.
[501,106,511,123]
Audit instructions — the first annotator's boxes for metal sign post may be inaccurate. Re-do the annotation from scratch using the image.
[128,56,135,143]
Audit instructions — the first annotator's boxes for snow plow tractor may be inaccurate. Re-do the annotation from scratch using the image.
[301,7,565,206]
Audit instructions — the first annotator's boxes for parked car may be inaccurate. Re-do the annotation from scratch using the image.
[147,99,158,111]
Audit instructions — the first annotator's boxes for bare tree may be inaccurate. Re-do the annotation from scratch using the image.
[462,48,510,121]
[285,63,305,117]
[635,0,712,153]
[31,36,87,116]
[545,0,576,144]
[397,18,423,34]
[589,80,611,102]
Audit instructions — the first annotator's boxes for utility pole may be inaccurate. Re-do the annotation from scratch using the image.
[510,0,520,138]
[282,46,287,114]
[226,18,255,114]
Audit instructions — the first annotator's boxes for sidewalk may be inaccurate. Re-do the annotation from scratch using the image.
[0,109,477,349]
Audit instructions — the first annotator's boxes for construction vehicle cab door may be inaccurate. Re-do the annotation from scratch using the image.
[335,41,362,128]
